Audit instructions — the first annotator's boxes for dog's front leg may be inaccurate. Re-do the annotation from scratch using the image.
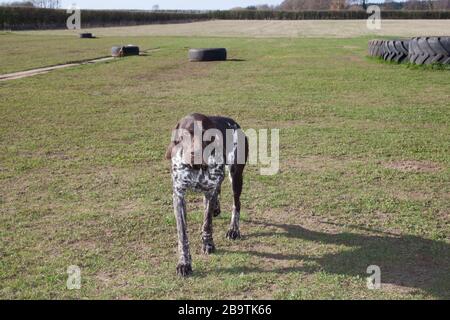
[213,186,221,217]
[173,191,192,277]
[227,165,244,240]
[202,192,217,254]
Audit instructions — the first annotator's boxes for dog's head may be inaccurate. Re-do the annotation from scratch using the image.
[165,113,219,166]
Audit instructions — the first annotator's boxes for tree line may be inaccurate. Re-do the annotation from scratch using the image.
[2,0,450,10]
[0,0,60,8]
[32,0,61,8]
[234,0,450,11]
[1,1,449,31]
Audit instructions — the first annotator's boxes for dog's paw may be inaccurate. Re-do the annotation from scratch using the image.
[226,229,241,240]
[176,263,193,277]
[202,242,216,255]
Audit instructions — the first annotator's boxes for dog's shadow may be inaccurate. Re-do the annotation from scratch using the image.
[215,220,450,299]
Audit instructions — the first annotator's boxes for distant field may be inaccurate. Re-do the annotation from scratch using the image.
[20,19,450,38]
[0,25,449,299]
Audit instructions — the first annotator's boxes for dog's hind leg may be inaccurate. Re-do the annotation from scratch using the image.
[173,191,192,277]
[202,191,217,254]
[226,164,245,240]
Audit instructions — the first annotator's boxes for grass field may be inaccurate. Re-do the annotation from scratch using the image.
[0,22,449,299]
[21,19,450,38]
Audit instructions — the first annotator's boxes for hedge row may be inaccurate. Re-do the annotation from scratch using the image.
[210,9,450,20]
[1,7,450,30]
[0,7,210,30]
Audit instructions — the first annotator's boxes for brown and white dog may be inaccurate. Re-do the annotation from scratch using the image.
[165,113,248,277]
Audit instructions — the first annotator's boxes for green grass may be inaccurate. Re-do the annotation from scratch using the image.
[368,55,450,71]
[0,33,161,74]
[0,33,449,300]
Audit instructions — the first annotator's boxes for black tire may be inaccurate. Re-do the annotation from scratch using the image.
[409,37,450,65]
[368,40,385,58]
[122,45,140,56]
[189,48,227,62]
[382,39,410,63]
[80,33,93,39]
[111,45,140,57]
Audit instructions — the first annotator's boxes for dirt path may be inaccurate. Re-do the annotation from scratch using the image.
[0,56,114,82]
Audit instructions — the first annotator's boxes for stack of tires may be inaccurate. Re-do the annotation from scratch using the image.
[368,36,450,65]
[409,37,450,65]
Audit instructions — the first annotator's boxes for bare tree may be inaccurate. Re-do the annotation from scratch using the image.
[435,0,450,9]
[0,1,35,6]
[384,0,396,10]
[279,0,334,10]
[330,0,347,9]
[31,0,61,9]
[346,0,367,9]
[255,4,276,10]
[268,0,449,11]
[279,0,366,10]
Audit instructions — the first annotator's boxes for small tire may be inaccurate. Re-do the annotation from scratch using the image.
[122,45,140,56]
[189,48,227,62]
[382,39,410,63]
[409,37,450,65]
[80,33,93,39]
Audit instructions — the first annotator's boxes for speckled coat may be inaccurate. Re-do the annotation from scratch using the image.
[167,114,248,277]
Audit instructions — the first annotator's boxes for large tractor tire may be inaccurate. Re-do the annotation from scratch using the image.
[368,39,385,58]
[408,37,450,65]
[382,40,410,63]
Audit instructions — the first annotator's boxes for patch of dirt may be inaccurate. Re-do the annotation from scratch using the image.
[343,54,365,64]
[342,45,360,50]
[96,272,113,284]
[0,56,113,82]
[381,283,417,295]
[384,161,442,173]
[135,60,213,83]
[251,119,308,129]
[283,156,361,173]
[248,206,345,236]
[71,239,98,251]
[393,190,432,202]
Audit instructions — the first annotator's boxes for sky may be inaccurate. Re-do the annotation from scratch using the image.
[61,0,284,10]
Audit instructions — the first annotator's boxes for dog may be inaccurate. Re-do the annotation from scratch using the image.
[165,113,248,277]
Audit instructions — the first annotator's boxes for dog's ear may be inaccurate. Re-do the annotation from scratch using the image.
[165,123,181,160]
